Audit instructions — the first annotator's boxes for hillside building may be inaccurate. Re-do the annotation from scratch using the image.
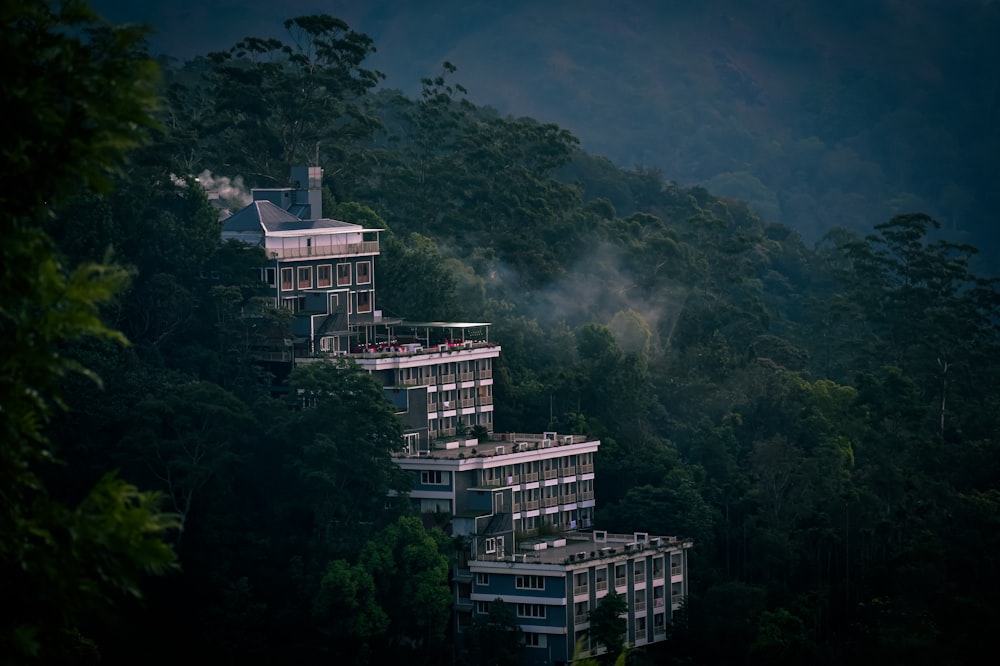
[222,167,692,664]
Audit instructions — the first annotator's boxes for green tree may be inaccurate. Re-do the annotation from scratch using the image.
[588,591,628,661]
[279,359,407,555]
[463,598,522,666]
[203,15,382,182]
[360,516,452,657]
[0,1,178,661]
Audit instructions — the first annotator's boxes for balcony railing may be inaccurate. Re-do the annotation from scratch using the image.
[523,473,538,483]
[653,569,665,580]
[615,577,627,589]
[654,598,665,608]
[578,490,595,501]
[460,372,475,381]
[671,565,683,576]
[634,598,646,612]
[523,500,539,510]
[574,614,589,626]
[477,369,493,379]
[269,240,379,259]
[438,373,456,384]
[478,395,493,405]
[634,572,646,584]
[543,497,559,508]
[578,464,594,474]
[596,580,608,592]
[654,624,667,636]
[461,398,475,408]
[573,585,589,597]
[543,469,558,480]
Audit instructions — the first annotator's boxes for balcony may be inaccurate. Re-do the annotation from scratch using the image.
[478,395,493,405]
[671,565,683,577]
[477,369,493,379]
[543,469,558,480]
[574,614,589,627]
[614,577,627,589]
[543,497,559,508]
[596,579,608,593]
[523,500,539,511]
[573,585,589,597]
[578,490,595,501]
[438,373,457,384]
[460,372,474,381]
[634,598,646,613]
[634,572,646,585]
[523,473,539,483]
[578,464,594,474]
[270,240,379,259]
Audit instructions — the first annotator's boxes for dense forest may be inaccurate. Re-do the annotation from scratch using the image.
[3,4,999,665]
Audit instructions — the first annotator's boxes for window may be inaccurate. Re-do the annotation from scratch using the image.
[264,267,276,286]
[515,575,545,590]
[297,266,312,289]
[357,291,372,313]
[337,263,351,286]
[517,603,547,619]
[522,633,546,648]
[356,260,371,284]
[485,537,496,554]
[317,264,332,287]
[280,267,293,291]
[420,470,446,485]
[476,600,491,614]
[475,573,490,586]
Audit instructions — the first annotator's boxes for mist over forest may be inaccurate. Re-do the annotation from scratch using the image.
[5,2,1000,665]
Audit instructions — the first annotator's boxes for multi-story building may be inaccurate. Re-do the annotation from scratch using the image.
[468,530,692,664]
[221,165,382,359]
[223,167,692,664]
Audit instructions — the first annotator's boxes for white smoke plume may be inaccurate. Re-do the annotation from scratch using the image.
[193,170,252,209]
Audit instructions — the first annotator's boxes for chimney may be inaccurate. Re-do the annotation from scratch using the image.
[290,166,323,219]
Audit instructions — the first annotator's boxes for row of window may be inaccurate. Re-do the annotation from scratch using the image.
[280,290,372,314]
[398,359,493,385]
[432,411,493,437]
[428,387,494,416]
[479,453,596,486]
[270,261,371,291]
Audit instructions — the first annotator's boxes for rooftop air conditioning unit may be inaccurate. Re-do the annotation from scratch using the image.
[649,537,661,547]
[496,446,505,455]
[541,440,551,449]
[438,344,448,352]
[563,435,574,445]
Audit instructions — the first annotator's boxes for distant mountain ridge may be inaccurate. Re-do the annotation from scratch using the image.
[94,0,1000,268]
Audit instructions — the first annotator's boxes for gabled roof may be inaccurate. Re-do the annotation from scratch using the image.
[222,200,300,233]
[263,218,363,233]
[221,200,367,239]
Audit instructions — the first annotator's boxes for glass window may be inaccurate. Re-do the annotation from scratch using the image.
[357,291,372,313]
[337,263,351,286]
[297,266,312,289]
[356,260,371,284]
[280,267,293,291]
[316,264,332,287]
